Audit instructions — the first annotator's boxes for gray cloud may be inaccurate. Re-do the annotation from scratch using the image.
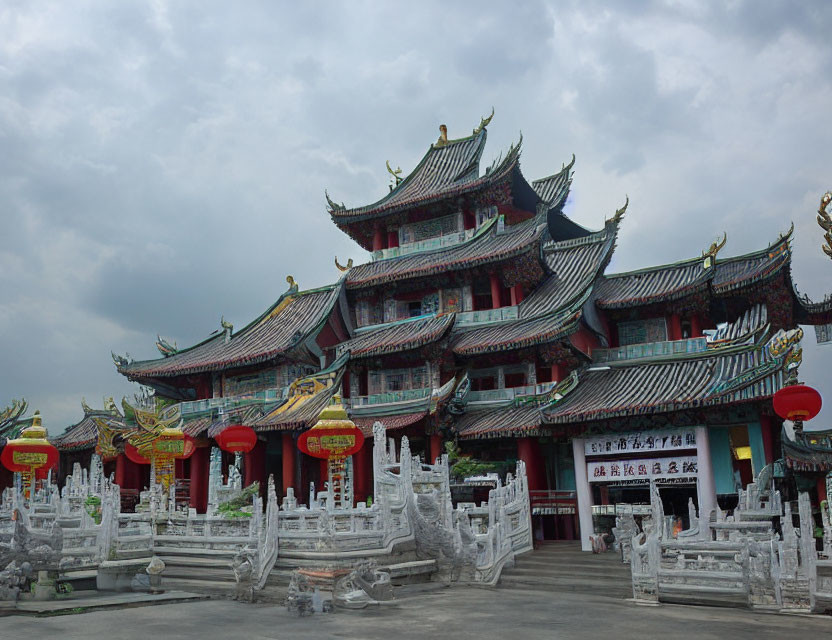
[1,0,831,432]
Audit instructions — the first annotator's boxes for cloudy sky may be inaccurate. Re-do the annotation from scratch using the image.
[2,1,831,433]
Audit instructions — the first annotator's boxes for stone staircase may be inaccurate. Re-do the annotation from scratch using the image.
[154,546,238,596]
[498,541,632,600]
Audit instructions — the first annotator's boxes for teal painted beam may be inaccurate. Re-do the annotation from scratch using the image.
[709,427,735,495]
[747,421,766,478]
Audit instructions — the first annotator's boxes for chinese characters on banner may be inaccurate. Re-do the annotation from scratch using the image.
[587,455,699,483]
[584,429,697,456]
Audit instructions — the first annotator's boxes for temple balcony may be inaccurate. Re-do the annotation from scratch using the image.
[592,336,707,364]
[348,387,432,408]
[371,226,480,262]
[467,381,557,408]
[178,386,289,416]
[455,305,519,326]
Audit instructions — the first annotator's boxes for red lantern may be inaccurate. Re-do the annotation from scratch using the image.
[773,384,823,422]
[215,424,257,453]
[1,412,59,498]
[298,423,364,459]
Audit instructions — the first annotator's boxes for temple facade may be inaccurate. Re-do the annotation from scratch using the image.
[41,114,832,549]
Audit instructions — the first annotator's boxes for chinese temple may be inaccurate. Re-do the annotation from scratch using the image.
[17,113,832,550]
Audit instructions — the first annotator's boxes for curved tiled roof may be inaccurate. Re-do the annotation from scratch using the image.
[455,405,543,439]
[595,235,792,310]
[452,304,583,356]
[329,130,497,224]
[595,257,710,309]
[450,224,616,357]
[352,412,426,436]
[337,313,455,359]
[520,225,617,319]
[51,411,106,451]
[119,283,343,379]
[345,216,546,290]
[711,237,790,295]
[531,154,574,210]
[543,341,788,425]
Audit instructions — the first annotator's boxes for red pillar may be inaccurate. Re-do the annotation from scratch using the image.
[428,434,443,464]
[319,459,329,489]
[244,439,265,489]
[463,210,475,230]
[373,225,384,252]
[490,272,502,309]
[354,444,372,505]
[387,230,399,248]
[818,476,828,505]
[690,314,702,338]
[760,414,775,464]
[517,437,544,492]
[551,363,567,383]
[189,446,209,513]
[115,454,126,487]
[175,458,185,479]
[281,433,296,497]
[669,314,682,341]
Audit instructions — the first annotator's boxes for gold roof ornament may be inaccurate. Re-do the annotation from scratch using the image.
[473,107,495,135]
[818,191,832,259]
[325,190,346,212]
[17,410,48,442]
[701,232,727,269]
[435,124,448,147]
[606,195,629,225]
[335,256,354,272]
[386,160,403,189]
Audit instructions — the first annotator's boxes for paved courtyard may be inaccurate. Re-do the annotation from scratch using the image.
[6,584,831,640]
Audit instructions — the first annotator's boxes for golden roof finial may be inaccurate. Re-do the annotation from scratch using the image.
[386,160,403,189]
[473,107,495,135]
[435,124,448,147]
[702,232,727,259]
[606,195,629,225]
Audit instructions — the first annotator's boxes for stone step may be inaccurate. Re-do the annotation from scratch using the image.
[162,566,236,582]
[160,555,233,568]
[161,577,237,595]
[499,574,631,598]
[154,546,239,558]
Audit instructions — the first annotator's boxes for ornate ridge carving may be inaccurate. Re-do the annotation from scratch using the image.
[325,190,346,212]
[701,232,727,259]
[606,195,629,225]
[155,335,178,357]
[473,107,495,135]
[818,191,832,259]
[386,160,402,189]
[334,257,353,272]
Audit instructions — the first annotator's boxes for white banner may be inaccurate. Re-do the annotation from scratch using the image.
[584,428,697,456]
[587,455,699,483]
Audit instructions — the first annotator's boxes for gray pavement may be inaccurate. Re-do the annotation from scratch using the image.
[4,584,831,640]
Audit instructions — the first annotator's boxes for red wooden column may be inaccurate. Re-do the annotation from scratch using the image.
[281,433,296,497]
[428,434,443,464]
[759,414,775,464]
[244,439,266,488]
[490,272,502,309]
[353,444,372,505]
[387,230,399,248]
[818,477,828,505]
[115,453,126,487]
[517,437,545,492]
[689,314,702,338]
[175,458,185,479]
[551,363,567,383]
[189,446,209,513]
[319,459,329,489]
[669,314,682,341]
[373,225,385,252]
